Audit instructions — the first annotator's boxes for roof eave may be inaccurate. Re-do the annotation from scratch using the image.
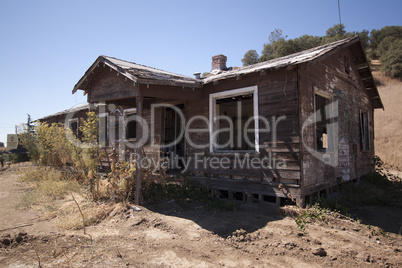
[73,56,202,94]
[138,78,203,88]
[72,56,139,94]
[307,36,383,109]
[354,39,384,110]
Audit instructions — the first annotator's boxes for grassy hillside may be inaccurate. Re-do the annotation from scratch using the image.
[373,70,402,170]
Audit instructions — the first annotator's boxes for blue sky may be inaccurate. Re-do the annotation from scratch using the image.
[0,0,401,145]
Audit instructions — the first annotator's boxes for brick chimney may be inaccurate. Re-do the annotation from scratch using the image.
[211,54,227,71]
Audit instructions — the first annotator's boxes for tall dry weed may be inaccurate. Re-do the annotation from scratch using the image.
[56,201,114,230]
[18,166,81,209]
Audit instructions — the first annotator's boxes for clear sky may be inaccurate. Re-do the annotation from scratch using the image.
[0,0,401,146]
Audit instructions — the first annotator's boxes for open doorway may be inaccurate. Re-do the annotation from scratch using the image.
[163,103,185,173]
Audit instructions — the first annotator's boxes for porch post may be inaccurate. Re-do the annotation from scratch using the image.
[135,88,143,205]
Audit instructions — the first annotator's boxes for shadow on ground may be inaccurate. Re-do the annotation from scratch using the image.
[353,206,402,234]
[145,200,286,238]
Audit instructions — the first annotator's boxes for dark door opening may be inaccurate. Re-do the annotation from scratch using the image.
[163,104,185,173]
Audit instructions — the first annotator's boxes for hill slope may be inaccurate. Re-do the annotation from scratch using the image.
[373,71,402,170]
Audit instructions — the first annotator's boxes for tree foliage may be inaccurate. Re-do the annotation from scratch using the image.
[242,24,402,78]
[18,115,40,162]
[352,29,370,49]
[368,26,402,59]
[368,26,402,78]
[241,50,259,66]
[268,28,286,43]
[379,38,402,78]
[259,31,323,62]
[326,23,346,37]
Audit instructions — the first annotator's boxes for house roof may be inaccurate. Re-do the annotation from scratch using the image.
[73,56,203,94]
[37,103,90,121]
[203,37,383,109]
[203,37,358,84]
[73,36,382,109]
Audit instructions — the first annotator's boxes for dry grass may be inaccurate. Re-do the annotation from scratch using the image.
[17,166,116,230]
[56,200,115,230]
[373,71,402,170]
[17,166,81,209]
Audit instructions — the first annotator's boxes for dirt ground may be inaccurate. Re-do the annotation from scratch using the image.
[0,165,401,267]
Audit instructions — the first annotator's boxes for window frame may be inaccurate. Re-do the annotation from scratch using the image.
[359,109,370,151]
[209,85,259,153]
[314,90,335,152]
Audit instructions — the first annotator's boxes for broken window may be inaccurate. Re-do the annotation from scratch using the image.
[315,94,330,151]
[360,111,370,151]
[68,118,79,138]
[209,86,259,152]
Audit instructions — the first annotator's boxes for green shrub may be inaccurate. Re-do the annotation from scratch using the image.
[295,204,328,231]
[11,153,29,163]
[143,182,167,203]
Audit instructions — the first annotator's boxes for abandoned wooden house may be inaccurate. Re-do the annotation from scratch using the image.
[38,103,90,138]
[45,36,383,206]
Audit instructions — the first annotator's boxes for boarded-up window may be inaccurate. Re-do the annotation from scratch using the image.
[360,111,370,151]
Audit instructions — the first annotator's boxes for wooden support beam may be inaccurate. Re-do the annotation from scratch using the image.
[297,197,305,207]
[246,192,252,203]
[276,196,281,206]
[228,190,233,200]
[135,88,143,205]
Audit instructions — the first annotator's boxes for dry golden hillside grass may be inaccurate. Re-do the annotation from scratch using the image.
[373,71,402,170]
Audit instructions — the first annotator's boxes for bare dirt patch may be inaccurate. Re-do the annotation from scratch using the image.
[1,165,401,267]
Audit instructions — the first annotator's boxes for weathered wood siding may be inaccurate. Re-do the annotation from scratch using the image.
[299,48,375,196]
[101,97,163,163]
[186,68,302,187]
[89,68,137,102]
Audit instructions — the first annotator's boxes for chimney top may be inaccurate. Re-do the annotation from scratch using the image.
[212,54,227,71]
